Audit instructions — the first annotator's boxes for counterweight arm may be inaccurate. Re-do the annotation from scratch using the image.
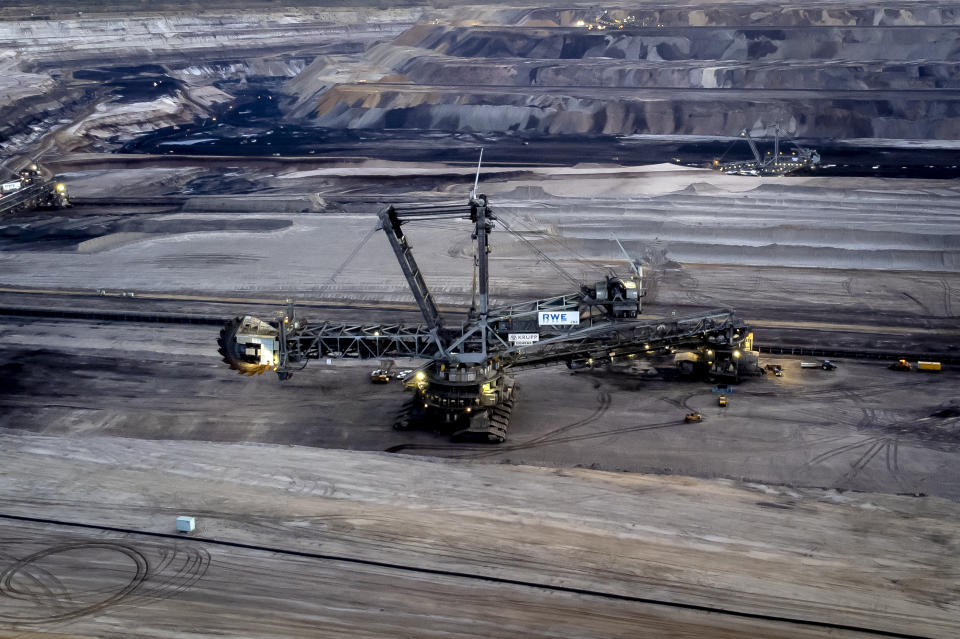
[378,205,447,334]
[740,129,763,166]
[376,200,495,357]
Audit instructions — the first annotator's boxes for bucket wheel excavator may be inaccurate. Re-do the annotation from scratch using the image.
[0,162,70,217]
[218,190,754,442]
[712,125,820,176]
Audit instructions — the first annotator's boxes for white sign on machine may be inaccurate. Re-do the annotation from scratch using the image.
[245,336,276,365]
[508,333,540,346]
[537,311,580,326]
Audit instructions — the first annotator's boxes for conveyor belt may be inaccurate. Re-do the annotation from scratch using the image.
[0,182,43,216]
[1,304,957,364]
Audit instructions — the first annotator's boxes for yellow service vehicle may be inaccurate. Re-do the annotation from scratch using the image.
[370,369,391,383]
[889,359,912,372]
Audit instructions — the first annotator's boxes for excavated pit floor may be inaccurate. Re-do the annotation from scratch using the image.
[1,161,958,503]
[1,433,958,638]
[3,5,960,634]
[1,318,958,501]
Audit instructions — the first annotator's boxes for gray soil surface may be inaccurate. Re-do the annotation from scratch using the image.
[2,162,959,501]
[3,163,958,353]
[2,152,959,639]
[3,3,960,637]
[1,317,959,500]
[0,434,958,638]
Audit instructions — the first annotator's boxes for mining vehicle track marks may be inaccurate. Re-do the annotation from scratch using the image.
[0,513,935,639]
[0,540,211,626]
[0,542,149,624]
[941,278,954,317]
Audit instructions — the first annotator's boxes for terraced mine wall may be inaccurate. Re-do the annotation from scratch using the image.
[310,83,960,139]
[3,1,960,156]
[0,6,427,154]
[296,21,960,138]
[519,5,960,28]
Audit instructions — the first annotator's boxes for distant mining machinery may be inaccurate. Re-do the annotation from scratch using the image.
[712,125,820,176]
[0,162,70,216]
[218,193,754,442]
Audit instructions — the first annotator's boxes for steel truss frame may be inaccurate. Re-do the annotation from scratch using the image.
[277,307,746,371]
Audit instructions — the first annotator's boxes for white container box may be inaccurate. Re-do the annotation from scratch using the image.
[176,516,196,533]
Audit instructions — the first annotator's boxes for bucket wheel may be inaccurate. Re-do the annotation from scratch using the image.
[218,316,270,376]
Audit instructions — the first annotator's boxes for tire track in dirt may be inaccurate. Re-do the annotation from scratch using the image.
[452,389,612,459]
[0,542,149,624]
[941,278,954,317]
[0,540,211,626]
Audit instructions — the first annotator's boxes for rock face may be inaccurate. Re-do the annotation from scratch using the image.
[533,5,960,28]
[2,1,960,156]
[2,9,421,65]
[0,5,427,155]
[308,82,960,139]
[287,5,960,140]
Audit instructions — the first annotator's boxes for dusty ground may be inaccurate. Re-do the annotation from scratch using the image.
[1,152,958,637]
[1,315,958,501]
[2,1,959,636]
[2,164,959,491]
[4,162,958,355]
[0,434,958,638]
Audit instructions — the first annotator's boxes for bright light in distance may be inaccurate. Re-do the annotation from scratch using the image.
[56,183,65,192]
[415,371,426,381]
[733,350,741,358]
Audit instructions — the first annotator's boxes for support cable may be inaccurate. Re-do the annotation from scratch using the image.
[317,225,378,295]
[497,217,582,288]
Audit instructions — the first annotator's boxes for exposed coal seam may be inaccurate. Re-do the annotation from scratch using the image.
[0,512,934,639]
